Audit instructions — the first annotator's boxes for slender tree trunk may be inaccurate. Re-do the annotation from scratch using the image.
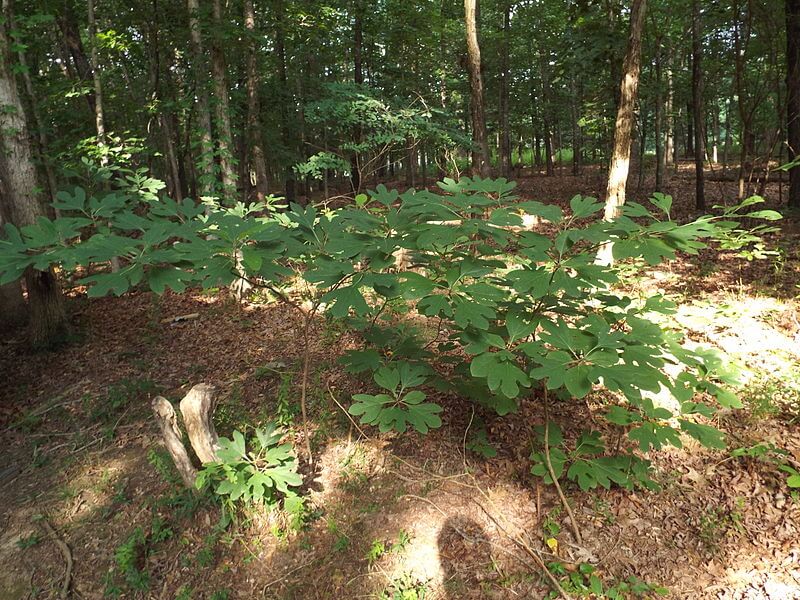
[350,0,364,192]
[538,49,555,176]
[686,101,694,157]
[733,0,752,199]
[692,0,705,210]
[187,0,215,197]
[665,66,674,169]
[571,77,581,176]
[243,0,269,201]
[56,2,95,115]
[87,0,105,154]
[711,106,719,164]
[602,0,647,222]
[499,2,512,177]
[787,0,800,208]
[655,45,664,190]
[275,0,295,202]
[464,0,490,177]
[723,97,731,174]
[211,0,236,199]
[0,0,68,346]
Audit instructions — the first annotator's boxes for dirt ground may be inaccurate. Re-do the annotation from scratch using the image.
[1,168,799,600]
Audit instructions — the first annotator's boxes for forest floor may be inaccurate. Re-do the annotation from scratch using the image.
[1,166,799,600]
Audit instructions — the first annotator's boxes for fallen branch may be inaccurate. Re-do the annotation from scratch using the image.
[38,518,72,600]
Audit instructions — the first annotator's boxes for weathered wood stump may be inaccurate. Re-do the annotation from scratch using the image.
[151,396,197,487]
[151,383,220,488]
[179,383,220,463]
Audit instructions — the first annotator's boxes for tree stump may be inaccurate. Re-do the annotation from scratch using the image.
[179,383,220,463]
[151,396,197,488]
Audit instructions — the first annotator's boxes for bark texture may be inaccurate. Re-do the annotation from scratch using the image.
[244,0,269,201]
[0,1,68,346]
[691,0,706,210]
[179,384,220,463]
[787,0,800,208]
[464,0,490,177]
[602,0,647,222]
[211,0,237,198]
[187,0,215,197]
[152,397,198,488]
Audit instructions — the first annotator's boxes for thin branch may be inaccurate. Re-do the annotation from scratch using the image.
[543,388,583,545]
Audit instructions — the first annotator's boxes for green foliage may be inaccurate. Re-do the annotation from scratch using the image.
[349,362,442,433]
[530,424,657,492]
[195,424,303,511]
[381,572,429,600]
[546,562,668,599]
[0,176,776,483]
[16,532,40,550]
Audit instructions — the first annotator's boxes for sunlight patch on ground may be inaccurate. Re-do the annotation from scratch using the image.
[674,294,799,379]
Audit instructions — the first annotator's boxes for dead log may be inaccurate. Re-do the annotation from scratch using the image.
[151,396,197,487]
[179,383,220,463]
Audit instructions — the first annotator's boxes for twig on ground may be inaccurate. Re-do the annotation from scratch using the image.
[327,383,369,440]
[261,556,319,595]
[38,518,72,600]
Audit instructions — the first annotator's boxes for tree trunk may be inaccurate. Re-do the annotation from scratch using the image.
[499,2,512,177]
[0,211,26,331]
[87,0,106,155]
[243,0,269,201]
[275,0,295,202]
[571,77,581,176]
[211,0,237,200]
[692,0,705,210]
[787,0,800,208]
[351,0,364,192]
[538,49,555,177]
[0,0,68,347]
[464,0,490,177]
[655,45,664,190]
[187,0,215,197]
[15,46,58,211]
[665,66,674,169]
[56,1,95,115]
[602,0,647,224]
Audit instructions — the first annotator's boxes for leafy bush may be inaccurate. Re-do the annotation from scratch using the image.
[195,424,303,511]
[0,175,778,493]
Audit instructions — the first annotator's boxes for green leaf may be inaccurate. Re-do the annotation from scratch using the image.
[569,195,602,219]
[148,266,191,294]
[323,284,368,318]
[470,351,530,398]
[679,420,726,449]
[373,366,401,392]
[628,422,683,452]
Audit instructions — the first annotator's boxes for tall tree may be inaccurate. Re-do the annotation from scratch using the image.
[187,0,215,197]
[499,1,512,177]
[0,0,68,346]
[210,0,237,199]
[87,0,106,157]
[464,0,490,177]
[598,0,647,265]
[0,210,26,331]
[787,0,800,208]
[243,0,269,201]
[691,0,705,210]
